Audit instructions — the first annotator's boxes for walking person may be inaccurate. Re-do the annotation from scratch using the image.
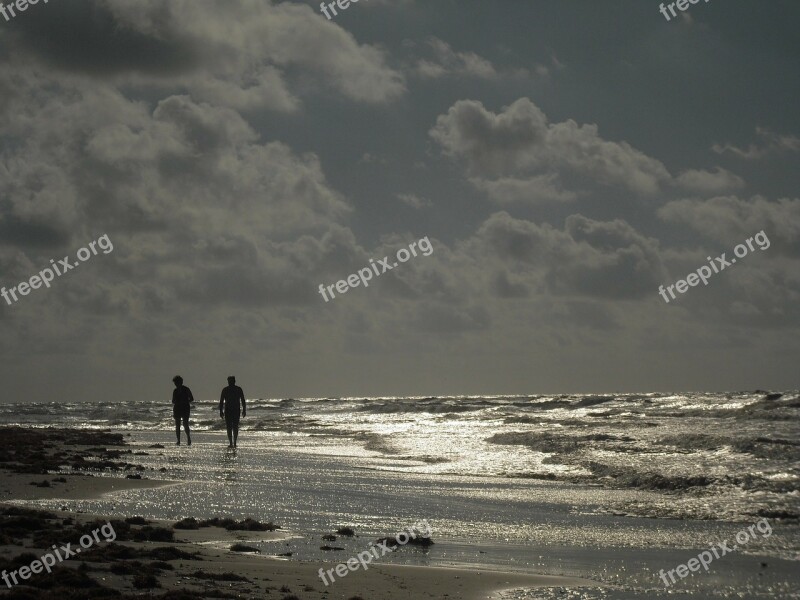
[172,375,194,446]
[219,376,246,448]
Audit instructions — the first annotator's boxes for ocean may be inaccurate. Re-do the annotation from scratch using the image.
[2,391,798,598]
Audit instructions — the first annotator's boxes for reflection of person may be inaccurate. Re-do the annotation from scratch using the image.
[219,376,246,448]
[171,375,194,446]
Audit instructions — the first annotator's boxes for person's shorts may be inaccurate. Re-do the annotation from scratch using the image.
[224,412,240,427]
[173,409,190,421]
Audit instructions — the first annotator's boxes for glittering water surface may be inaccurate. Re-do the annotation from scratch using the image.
[3,392,799,598]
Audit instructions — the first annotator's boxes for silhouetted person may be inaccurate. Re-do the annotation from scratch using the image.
[219,376,246,448]
[172,375,194,446]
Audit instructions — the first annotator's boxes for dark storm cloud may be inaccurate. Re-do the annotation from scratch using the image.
[2,0,406,111]
[3,0,200,76]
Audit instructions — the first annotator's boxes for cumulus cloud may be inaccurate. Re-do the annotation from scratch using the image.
[472,212,666,299]
[0,66,358,311]
[431,98,752,207]
[430,98,671,196]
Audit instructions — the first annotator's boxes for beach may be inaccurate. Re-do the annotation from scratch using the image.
[0,426,594,599]
[0,392,798,599]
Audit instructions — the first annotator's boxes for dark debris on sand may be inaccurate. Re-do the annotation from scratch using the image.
[0,534,213,600]
[80,542,202,562]
[0,505,63,547]
[190,570,250,582]
[230,543,260,553]
[376,531,434,548]
[0,426,145,475]
[174,516,280,531]
[31,519,174,549]
[0,509,209,597]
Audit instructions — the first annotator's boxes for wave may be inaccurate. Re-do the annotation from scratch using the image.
[357,398,499,414]
[487,431,635,454]
[658,433,800,460]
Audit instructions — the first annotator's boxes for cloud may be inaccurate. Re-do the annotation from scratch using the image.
[412,37,502,80]
[431,98,750,206]
[472,211,666,299]
[3,0,406,110]
[712,127,800,160]
[430,98,671,196]
[0,66,359,310]
[658,196,800,250]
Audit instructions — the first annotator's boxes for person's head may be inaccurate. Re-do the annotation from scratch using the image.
[227,375,236,385]
[172,375,183,387]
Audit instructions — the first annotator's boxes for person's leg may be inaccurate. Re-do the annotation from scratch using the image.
[174,417,181,445]
[183,415,191,445]
[233,423,239,447]
[226,421,233,447]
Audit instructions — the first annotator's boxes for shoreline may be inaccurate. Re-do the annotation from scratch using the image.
[0,426,596,599]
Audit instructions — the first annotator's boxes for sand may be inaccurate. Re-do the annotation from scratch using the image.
[0,470,176,501]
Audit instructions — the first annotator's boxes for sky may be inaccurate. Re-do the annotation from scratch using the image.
[0,0,798,404]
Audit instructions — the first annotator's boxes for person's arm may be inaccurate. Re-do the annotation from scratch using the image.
[240,388,246,417]
[172,389,177,406]
[187,387,194,404]
[219,389,225,418]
